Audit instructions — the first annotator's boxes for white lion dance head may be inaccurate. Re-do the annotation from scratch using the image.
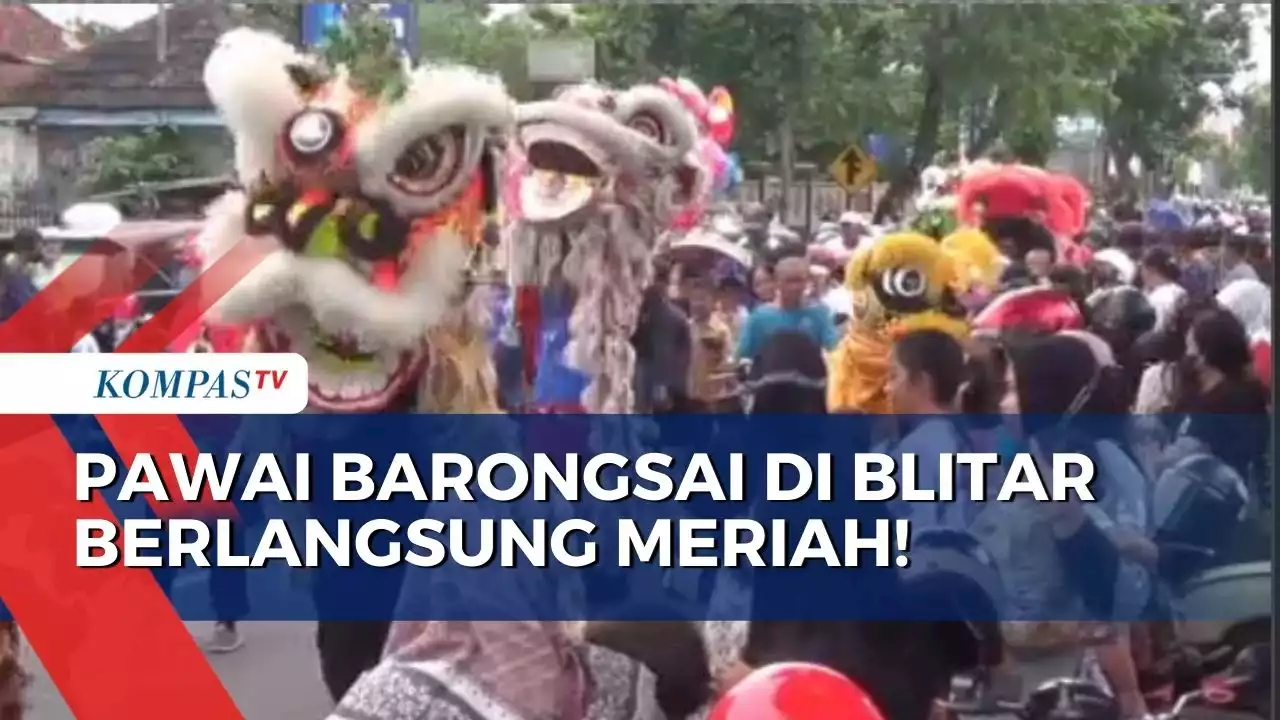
[505,82,704,413]
[198,28,514,412]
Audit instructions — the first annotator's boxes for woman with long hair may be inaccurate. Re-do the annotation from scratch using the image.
[1169,307,1270,484]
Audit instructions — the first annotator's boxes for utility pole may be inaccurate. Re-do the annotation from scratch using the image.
[155,3,168,64]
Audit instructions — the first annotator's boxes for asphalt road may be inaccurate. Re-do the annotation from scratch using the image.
[25,619,333,720]
[24,558,334,720]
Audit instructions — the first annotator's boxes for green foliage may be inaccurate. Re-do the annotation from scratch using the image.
[80,126,201,195]
[417,5,550,100]
[1103,4,1253,176]
[575,5,1175,166]
[1237,85,1274,198]
[317,5,407,101]
[224,2,1256,210]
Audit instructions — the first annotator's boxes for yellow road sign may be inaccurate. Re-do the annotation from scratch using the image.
[829,144,877,193]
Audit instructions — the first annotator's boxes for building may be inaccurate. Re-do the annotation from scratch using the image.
[0,4,73,200]
[0,4,234,219]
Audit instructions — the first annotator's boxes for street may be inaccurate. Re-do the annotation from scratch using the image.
[25,620,332,720]
[23,559,333,720]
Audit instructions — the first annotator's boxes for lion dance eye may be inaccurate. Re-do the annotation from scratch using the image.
[285,110,344,161]
[627,113,666,143]
[388,125,467,197]
[880,268,926,299]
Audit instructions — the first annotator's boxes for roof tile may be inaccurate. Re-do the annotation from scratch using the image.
[0,6,70,63]
[0,5,233,109]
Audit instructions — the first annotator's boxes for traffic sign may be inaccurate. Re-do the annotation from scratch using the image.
[829,143,877,193]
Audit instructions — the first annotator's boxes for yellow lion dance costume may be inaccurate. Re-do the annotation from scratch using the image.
[828,232,977,413]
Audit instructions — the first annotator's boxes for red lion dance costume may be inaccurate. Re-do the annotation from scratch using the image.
[955,164,1091,333]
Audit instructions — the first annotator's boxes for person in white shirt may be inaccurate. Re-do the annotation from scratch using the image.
[823,211,868,253]
[1139,247,1187,334]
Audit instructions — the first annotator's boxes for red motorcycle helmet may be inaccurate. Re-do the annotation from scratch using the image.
[710,663,886,720]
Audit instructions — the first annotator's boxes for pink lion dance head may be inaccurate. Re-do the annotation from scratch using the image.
[658,77,736,231]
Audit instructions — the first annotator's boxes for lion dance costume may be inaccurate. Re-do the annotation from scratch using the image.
[505,82,706,413]
[954,163,1091,333]
[197,28,511,413]
[955,163,1091,267]
[828,233,970,413]
[195,28,514,699]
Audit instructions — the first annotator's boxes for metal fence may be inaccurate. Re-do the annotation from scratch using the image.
[737,176,883,235]
[0,186,59,239]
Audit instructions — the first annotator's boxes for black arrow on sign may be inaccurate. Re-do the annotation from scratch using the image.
[838,149,863,185]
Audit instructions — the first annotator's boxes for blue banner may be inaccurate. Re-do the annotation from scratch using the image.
[301,2,419,59]
[24,413,1271,623]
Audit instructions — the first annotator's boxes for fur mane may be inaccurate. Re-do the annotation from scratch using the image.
[509,80,703,414]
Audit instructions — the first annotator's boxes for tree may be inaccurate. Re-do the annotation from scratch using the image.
[67,19,115,45]
[575,4,1173,219]
[317,4,406,99]
[1236,84,1273,198]
[416,4,545,100]
[80,126,202,196]
[576,4,903,213]
[859,5,1167,217]
[1102,4,1253,195]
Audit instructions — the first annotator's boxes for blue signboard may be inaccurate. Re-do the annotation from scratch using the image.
[301,3,418,59]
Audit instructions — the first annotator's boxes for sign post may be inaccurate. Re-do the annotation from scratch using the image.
[526,38,596,99]
[300,3,419,59]
[828,143,877,195]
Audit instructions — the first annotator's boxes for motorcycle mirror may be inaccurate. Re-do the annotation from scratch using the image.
[1225,643,1269,689]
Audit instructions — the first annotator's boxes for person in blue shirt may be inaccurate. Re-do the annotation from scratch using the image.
[0,228,41,322]
[736,255,840,361]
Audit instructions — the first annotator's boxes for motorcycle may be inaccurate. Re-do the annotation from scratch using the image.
[938,643,1268,720]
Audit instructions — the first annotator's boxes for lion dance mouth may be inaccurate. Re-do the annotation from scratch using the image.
[504,81,707,413]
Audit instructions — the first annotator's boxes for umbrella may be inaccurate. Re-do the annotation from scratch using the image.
[1146,200,1189,232]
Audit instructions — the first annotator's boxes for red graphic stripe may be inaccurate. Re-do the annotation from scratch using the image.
[0,416,241,720]
[0,240,166,352]
[98,242,266,520]
[0,240,258,719]
[0,241,167,449]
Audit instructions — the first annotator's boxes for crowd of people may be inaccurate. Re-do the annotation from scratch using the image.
[0,31,1271,717]
[0,189,1273,720]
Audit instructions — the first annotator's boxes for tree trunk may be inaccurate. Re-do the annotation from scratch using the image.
[873,9,952,223]
[778,115,796,223]
[1107,139,1139,204]
[968,89,1013,159]
[874,62,944,223]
